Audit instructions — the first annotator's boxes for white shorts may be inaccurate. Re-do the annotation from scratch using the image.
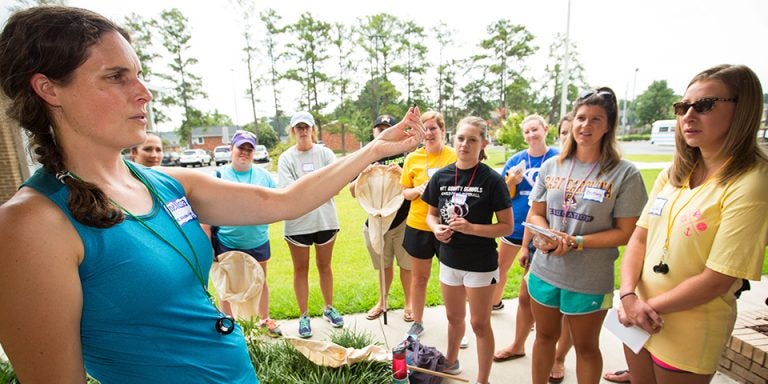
[439,262,500,288]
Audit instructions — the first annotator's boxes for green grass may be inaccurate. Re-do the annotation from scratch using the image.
[623,154,673,163]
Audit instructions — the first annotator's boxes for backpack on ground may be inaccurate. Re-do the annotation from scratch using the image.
[403,336,447,384]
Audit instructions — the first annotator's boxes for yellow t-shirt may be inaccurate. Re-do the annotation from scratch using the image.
[400,146,457,231]
[637,161,768,374]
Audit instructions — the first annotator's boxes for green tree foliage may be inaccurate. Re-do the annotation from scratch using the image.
[356,14,399,81]
[6,0,65,12]
[632,80,678,128]
[259,8,286,135]
[541,33,587,123]
[353,76,403,123]
[241,120,279,150]
[433,22,455,112]
[121,13,168,126]
[474,20,537,113]
[153,8,207,146]
[391,20,429,105]
[186,109,234,128]
[284,12,333,136]
[495,113,526,152]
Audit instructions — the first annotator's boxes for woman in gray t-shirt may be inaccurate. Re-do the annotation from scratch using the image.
[526,87,647,384]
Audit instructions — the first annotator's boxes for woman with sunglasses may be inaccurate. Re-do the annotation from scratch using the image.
[423,116,513,384]
[0,7,424,382]
[618,64,768,384]
[526,87,647,384]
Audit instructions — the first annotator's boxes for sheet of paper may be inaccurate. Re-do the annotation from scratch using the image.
[603,308,650,354]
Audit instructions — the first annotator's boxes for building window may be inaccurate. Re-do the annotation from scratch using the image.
[193,137,204,145]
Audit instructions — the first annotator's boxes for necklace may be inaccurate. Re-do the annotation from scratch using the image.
[526,146,548,170]
[655,159,730,274]
[449,163,480,220]
[560,158,599,231]
[71,162,235,334]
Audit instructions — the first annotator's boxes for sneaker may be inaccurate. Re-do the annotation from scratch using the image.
[443,359,462,375]
[322,305,344,328]
[298,314,312,338]
[492,301,505,310]
[405,322,425,339]
[460,336,469,349]
[260,318,283,338]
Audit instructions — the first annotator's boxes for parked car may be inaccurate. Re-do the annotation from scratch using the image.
[253,144,269,163]
[650,119,676,146]
[161,152,180,166]
[179,149,212,167]
[213,145,231,165]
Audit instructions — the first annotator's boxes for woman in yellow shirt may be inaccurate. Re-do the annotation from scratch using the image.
[619,64,768,383]
[401,111,457,338]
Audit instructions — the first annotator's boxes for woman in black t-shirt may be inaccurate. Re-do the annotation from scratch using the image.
[423,116,513,384]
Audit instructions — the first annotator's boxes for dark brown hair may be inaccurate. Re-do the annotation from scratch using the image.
[0,6,130,227]
[559,86,621,173]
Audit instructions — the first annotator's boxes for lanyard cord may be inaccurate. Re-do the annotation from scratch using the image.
[560,158,599,231]
[454,163,480,191]
[661,159,730,262]
[425,146,444,172]
[526,147,548,170]
[70,162,210,299]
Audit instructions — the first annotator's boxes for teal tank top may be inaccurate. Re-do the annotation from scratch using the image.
[23,164,258,383]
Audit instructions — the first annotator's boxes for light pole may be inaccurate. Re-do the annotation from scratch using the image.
[558,0,572,122]
[629,68,639,132]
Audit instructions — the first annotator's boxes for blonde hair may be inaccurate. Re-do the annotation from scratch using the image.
[670,64,767,187]
[456,116,488,161]
[521,114,548,131]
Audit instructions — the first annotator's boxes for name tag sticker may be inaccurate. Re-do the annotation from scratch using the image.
[583,187,606,203]
[427,168,438,178]
[165,197,197,225]
[452,193,467,205]
[302,162,315,172]
[649,197,668,216]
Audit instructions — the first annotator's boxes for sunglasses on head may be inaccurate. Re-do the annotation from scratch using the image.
[578,88,615,102]
[672,97,737,116]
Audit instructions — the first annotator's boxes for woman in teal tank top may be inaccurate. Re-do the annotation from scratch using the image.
[0,7,424,383]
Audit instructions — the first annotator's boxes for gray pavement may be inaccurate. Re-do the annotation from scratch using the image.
[277,277,768,383]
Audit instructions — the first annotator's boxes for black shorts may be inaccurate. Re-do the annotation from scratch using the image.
[215,241,271,262]
[284,229,339,247]
[402,226,440,260]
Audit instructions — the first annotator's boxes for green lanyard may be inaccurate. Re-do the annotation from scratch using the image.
[70,162,210,299]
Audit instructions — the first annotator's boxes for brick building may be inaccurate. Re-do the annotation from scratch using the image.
[0,95,29,205]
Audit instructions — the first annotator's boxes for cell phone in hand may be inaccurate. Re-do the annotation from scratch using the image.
[522,222,560,240]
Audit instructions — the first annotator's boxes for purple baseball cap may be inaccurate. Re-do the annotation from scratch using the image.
[231,130,256,148]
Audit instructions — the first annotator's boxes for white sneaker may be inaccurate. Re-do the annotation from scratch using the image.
[460,336,469,349]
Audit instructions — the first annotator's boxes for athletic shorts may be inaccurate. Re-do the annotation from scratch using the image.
[215,241,271,263]
[284,229,339,247]
[439,262,499,288]
[402,225,440,260]
[501,236,523,246]
[363,221,411,270]
[527,272,613,315]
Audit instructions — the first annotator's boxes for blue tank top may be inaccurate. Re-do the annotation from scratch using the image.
[23,165,258,384]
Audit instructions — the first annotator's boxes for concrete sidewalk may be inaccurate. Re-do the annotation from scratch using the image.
[279,277,768,383]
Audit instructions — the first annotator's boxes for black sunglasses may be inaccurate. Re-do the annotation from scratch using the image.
[578,88,615,102]
[673,97,737,116]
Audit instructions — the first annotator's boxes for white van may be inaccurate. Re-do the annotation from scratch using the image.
[650,120,676,146]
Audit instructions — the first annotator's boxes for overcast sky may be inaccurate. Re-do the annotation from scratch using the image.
[1,0,766,130]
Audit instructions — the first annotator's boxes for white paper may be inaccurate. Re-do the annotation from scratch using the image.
[603,308,650,354]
